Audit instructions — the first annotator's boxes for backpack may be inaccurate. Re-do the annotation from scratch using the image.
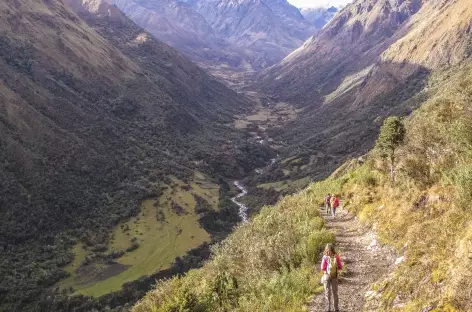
[327,256,338,278]
[332,198,339,209]
[324,196,331,205]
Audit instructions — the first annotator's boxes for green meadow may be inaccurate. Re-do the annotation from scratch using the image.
[61,173,219,297]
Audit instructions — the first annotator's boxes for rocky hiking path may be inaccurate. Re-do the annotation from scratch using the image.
[309,206,396,312]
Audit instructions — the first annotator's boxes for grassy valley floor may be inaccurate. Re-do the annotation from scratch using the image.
[59,173,220,297]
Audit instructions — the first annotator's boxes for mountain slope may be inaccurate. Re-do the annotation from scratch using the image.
[132,58,472,311]
[257,0,472,180]
[112,0,318,72]
[300,6,338,29]
[133,62,472,312]
[0,0,269,310]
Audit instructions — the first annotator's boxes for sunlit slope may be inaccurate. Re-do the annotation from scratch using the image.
[256,0,472,182]
[133,61,472,311]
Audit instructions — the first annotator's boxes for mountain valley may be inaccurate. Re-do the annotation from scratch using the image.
[111,0,337,75]
[1,0,472,311]
[0,0,273,310]
[254,0,472,190]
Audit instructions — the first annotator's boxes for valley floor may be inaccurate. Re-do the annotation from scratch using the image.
[310,207,395,312]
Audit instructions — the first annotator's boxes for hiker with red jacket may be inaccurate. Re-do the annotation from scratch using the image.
[321,243,342,312]
[330,195,340,217]
[324,193,332,214]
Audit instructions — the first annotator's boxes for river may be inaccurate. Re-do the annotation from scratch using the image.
[231,181,250,222]
[231,155,279,222]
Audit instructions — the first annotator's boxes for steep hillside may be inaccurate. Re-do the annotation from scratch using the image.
[110,0,240,69]
[112,0,318,72]
[257,0,472,181]
[0,0,271,310]
[132,60,472,312]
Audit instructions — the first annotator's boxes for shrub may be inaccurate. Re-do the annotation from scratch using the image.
[126,242,140,253]
[352,165,379,187]
[452,164,472,210]
[301,230,335,265]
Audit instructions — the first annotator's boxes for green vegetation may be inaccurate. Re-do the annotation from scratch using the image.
[257,177,310,192]
[77,199,209,297]
[234,101,299,131]
[133,185,335,312]
[57,175,224,297]
[0,36,34,74]
[134,63,472,311]
[375,116,406,182]
[0,2,274,311]
[334,64,472,311]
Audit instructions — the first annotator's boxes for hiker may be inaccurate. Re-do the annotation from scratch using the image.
[330,195,340,217]
[321,243,342,312]
[324,193,332,214]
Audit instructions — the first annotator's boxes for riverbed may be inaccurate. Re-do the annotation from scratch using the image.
[231,155,279,222]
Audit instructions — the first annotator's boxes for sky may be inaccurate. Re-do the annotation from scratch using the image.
[288,0,351,8]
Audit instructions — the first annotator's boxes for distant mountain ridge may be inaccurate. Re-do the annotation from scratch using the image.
[112,0,335,72]
[257,0,472,179]
[299,6,338,29]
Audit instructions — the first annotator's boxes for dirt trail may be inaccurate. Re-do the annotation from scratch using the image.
[310,206,396,312]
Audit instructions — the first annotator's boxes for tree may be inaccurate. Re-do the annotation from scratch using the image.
[376,116,406,183]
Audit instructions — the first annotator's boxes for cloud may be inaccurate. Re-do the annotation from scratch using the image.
[288,0,352,8]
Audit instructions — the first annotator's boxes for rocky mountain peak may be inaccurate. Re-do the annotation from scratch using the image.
[67,0,110,12]
[110,0,325,73]
[257,0,472,182]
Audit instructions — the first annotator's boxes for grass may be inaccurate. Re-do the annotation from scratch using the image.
[58,244,88,291]
[133,63,472,311]
[80,199,210,297]
[257,180,289,191]
[324,65,374,104]
[133,184,336,312]
[258,177,311,192]
[61,174,219,297]
[234,101,299,129]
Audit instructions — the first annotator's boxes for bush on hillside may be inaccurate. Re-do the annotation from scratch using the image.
[452,164,472,210]
[133,189,335,312]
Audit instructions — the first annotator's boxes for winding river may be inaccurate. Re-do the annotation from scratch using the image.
[231,181,250,222]
[231,156,279,222]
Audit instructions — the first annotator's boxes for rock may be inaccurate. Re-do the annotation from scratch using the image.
[393,295,405,308]
[367,238,378,250]
[113,0,320,71]
[395,256,406,265]
[365,290,380,299]
[422,305,436,312]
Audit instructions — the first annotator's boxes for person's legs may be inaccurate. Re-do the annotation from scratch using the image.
[324,279,332,311]
[332,278,339,311]
[332,207,336,217]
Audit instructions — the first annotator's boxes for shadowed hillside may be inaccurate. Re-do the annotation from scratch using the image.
[0,0,274,310]
[254,0,472,183]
